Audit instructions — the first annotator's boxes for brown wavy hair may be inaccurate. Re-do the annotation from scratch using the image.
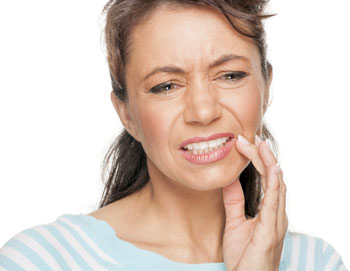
[98,0,278,219]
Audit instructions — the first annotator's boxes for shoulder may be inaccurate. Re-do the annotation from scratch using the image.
[0,214,125,271]
[280,231,348,271]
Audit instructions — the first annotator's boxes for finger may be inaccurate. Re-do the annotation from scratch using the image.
[258,141,280,232]
[260,164,280,232]
[276,165,288,239]
[257,139,278,168]
[236,135,267,191]
[256,138,278,197]
[259,142,288,241]
[222,178,247,229]
[237,135,281,232]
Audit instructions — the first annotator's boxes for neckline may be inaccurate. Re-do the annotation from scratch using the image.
[68,213,227,271]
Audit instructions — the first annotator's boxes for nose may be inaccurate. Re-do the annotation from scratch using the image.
[183,79,222,126]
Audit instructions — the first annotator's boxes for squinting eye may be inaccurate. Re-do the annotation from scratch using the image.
[220,71,248,82]
[149,82,178,94]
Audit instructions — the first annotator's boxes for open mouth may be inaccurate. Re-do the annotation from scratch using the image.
[181,136,233,155]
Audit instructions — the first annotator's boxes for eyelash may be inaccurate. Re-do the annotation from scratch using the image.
[149,82,179,94]
[149,71,248,95]
[219,71,248,82]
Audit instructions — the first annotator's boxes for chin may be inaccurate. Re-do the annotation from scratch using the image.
[180,169,242,192]
[183,162,250,191]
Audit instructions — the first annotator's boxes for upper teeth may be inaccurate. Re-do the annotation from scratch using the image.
[183,137,229,151]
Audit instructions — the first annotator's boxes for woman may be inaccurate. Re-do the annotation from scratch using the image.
[0,0,347,270]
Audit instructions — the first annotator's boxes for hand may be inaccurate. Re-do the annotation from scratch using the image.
[222,135,288,271]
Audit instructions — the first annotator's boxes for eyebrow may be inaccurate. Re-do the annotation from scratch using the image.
[142,54,249,81]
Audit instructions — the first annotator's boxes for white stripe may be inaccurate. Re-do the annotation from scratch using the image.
[290,233,300,266]
[305,236,315,270]
[325,250,341,270]
[323,241,329,254]
[52,222,106,270]
[0,266,9,271]
[0,246,39,271]
[32,226,80,270]
[280,231,293,263]
[338,262,347,271]
[13,231,61,269]
[58,216,121,265]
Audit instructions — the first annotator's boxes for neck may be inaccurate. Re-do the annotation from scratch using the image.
[138,159,226,260]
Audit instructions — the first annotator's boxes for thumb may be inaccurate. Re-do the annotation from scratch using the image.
[222,178,246,228]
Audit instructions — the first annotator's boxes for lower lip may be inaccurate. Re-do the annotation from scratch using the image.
[179,137,235,165]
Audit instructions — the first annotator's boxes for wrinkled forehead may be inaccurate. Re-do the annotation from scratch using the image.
[125,5,260,75]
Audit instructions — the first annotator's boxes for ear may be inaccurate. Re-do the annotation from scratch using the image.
[263,64,273,115]
[110,91,141,142]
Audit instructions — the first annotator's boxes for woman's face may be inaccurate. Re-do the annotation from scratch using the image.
[114,5,272,191]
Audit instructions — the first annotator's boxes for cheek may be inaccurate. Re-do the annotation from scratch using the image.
[224,86,263,132]
[134,100,177,157]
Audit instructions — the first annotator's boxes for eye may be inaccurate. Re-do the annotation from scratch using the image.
[149,82,179,94]
[219,71,248,82]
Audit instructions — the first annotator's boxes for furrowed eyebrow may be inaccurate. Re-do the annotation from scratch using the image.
[143,66,184,81]
[142,54,249,81]
[209,54,249,68]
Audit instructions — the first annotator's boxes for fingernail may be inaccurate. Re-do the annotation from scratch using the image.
[265,139,273,152]
[238,135,250,145]
[255,135,262,145]
[275,162,280,173]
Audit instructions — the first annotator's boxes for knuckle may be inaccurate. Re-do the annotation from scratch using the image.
[270,199,279,211]
[280,181,287,195]
[260,172,267,178]
[275,179,281,189]
[269,179,280,192]
[225,198,245,206]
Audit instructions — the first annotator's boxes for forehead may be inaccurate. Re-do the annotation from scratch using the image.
[126,5,260,74]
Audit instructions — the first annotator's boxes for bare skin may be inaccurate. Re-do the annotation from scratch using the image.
[90,5,287,269]
[89,183,225,263]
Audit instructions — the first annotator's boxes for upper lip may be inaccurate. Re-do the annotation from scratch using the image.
[179,133,235,149]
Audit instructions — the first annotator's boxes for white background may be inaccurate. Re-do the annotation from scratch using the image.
[0,0,349,267]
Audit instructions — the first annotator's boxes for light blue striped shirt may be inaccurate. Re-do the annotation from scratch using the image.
[0,213,347,270]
